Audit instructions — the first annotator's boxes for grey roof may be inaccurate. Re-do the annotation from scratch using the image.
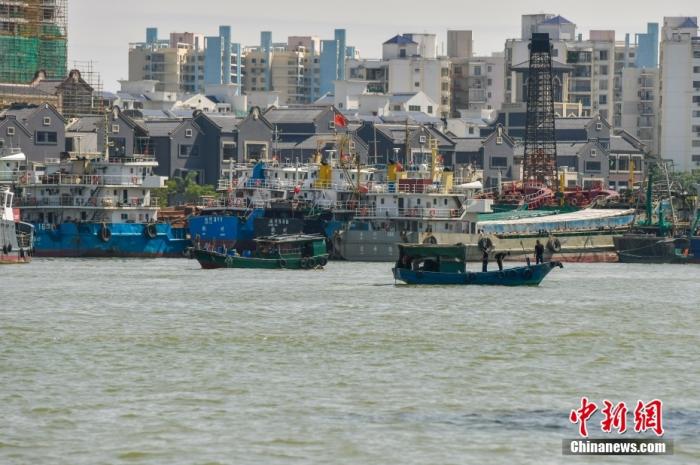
[382,112,442,125]
[554,117,592,130]
[453,138,483,153]
[32,80,63,94]
[66,115,102,132]
[264,107,327,124]
[1,106,38,122]
[541,15,574,25]
[511,59,572,71]
[555,142,586,156]
[388,93,417,104]
[143,120,182,137]
[0,84,54,97]
[205,114,241,132]
[384,34,417,45]
[609,136,641,153]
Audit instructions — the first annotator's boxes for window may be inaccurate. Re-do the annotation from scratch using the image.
[490,157,508,168]
[222,142,236,160]
[399,48,406,58]
[693,81,700,89]
[393,105,401,111]
[419,135,426,143]
[487,65,493,73]
[495,136,503,145]
[43,116,51,126]
[694,66,700,74]
[179,144,199,157]
[599,95,607,105]
[599,65,608,75]
[585,161,601,172]
[112,124,120,133]
[590,149,597,157]
[473,66,481,76]
[6,126,15,136]
[185,128,193,138]
[596,122,603,131]
[427,106,433,114]
[487,78,492,86]
[35,131,57,145]
[408,105,421,112]
[414,81,420,87]
[599,50,609,61]
[0,139,3,148]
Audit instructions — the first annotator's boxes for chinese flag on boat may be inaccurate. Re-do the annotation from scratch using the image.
[334,112,348,128]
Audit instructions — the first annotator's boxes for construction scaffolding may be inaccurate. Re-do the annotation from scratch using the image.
[0,0,68,83]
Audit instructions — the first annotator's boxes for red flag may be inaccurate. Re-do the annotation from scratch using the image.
[334,112,348,128]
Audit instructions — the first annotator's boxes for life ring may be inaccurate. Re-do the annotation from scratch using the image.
[318,257,328,267]
[523,268,534,279]
[278,258,287,268]
[429,209,437,218]
[307,257,317,268]
[99,224,111,242]
[546,237,562,253]
[19,174,27,184]
[145,223,157,239]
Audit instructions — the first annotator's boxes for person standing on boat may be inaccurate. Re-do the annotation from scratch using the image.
[494,251,510,271]
[535,240,545,264]
[478,232,494,272]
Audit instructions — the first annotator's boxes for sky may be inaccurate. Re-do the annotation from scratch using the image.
[68,0,698,91]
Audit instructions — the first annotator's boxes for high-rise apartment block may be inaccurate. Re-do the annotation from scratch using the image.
[659,17,700,171]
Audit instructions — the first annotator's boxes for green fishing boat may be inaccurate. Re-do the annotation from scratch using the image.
[194,234,329,269]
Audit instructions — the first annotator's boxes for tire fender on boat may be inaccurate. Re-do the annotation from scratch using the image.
[318,257,328,267]
[300,258,308,268]
[546,237,561,253]
[279,258,287,268]
[145,223,157,239]
[99,224,111,242]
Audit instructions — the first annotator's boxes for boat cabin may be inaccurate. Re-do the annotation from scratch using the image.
[252,234,327,259]
[395,243,467,273]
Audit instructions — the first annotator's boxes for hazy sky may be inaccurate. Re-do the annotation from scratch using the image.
[68,0,698,90]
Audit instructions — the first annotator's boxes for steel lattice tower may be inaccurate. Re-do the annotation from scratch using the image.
[523,33,557,185]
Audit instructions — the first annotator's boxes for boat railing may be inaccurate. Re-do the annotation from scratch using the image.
[355,206,463,219]
[0,170,21,184]
[17,195,157,208]
[20,173,149,187]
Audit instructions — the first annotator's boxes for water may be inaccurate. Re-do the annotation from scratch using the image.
[1,259,699,464]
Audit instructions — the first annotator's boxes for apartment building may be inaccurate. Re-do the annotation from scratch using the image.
[128,27,242,94]
[346,34,451,118]
[659,16,700,172]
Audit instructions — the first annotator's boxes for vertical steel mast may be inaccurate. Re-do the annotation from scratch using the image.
[523,33,557,185]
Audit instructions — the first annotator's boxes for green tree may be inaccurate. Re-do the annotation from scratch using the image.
[159,172,217,206]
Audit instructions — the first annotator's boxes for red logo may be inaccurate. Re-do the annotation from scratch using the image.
[570,398,664,437]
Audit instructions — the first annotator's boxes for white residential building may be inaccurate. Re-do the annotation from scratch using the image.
[451,53,505,117]
[659,16,700,172]
[347,34,451,118]
[620,67,659,155]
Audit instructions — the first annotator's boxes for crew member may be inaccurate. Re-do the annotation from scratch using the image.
[494,251,510,271]
[535,240,545,264]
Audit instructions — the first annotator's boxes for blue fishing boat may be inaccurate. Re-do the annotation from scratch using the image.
[392,243,563,286]
[17,154,188,257]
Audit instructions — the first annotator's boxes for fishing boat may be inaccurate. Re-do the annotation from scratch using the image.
[16,153,188,257]
[194,234,329,270]
[0,186,34,264]
[392,243,563,286]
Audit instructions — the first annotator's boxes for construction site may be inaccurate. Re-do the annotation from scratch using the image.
[0,0,67,83]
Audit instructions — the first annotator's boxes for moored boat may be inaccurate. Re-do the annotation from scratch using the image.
[194,234,329,270]
[1,186,34,264]
[392,243,563,286]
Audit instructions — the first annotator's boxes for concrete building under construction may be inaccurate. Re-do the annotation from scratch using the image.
[0,0,67,83]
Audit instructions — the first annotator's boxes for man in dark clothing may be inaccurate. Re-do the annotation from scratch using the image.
[535,240,545,264]
[494,251,510,271]
[482,251,489,272]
